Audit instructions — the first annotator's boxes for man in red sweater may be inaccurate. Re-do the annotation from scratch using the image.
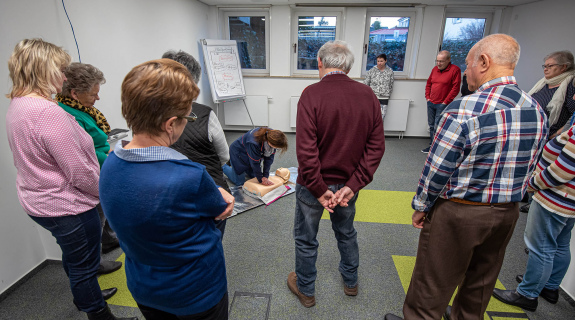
[422,50,461,153]
[287,40,385,308]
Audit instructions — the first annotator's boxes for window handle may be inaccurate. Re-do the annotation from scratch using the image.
[293,43,297,53]
[364,44,368,54]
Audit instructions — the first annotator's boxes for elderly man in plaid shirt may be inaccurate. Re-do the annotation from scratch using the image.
[385,34,548,320]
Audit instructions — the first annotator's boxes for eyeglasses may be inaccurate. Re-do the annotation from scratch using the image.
[542,64,560,69]
[178,112,197,122]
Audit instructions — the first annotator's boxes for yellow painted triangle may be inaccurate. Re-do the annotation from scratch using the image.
[391,255,528,319]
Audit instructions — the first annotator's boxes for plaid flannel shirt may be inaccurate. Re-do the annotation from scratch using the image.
[412,76,548,212]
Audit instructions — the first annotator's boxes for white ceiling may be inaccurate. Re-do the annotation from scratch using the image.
[198,0,542,7]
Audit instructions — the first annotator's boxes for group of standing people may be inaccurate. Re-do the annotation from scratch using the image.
[5,35,575,320]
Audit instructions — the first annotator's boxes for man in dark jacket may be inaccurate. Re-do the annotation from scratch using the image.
[164,50,231,237]
[287,40,385,308]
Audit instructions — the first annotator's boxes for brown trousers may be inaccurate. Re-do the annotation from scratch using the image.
[403,198,519,320]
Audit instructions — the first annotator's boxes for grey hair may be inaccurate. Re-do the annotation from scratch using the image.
[472,34,520,68]
[317,40,354,73]
[438,50,451,60]
[544,50,574,72]
[61,62,105,97]
[162,50,201,83]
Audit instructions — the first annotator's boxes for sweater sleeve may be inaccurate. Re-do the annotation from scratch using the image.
[296,92,328,198]
[529,127,575,192]
[192,168,229,218]
[262,153,275,178]
[345,95,386,193]
[247,142,264,182]
[207,111,230,165]
[364,69,372,86]
[425,70,433,100]
[444,69,462,105]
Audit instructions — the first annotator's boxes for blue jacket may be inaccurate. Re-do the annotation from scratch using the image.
[100,144,228,315]
[229,127,275,182]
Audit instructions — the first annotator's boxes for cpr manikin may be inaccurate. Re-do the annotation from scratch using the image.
[242,168,290,198]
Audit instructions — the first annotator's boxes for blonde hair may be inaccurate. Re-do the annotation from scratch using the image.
[122,59,199,135]
[7,39,71,98]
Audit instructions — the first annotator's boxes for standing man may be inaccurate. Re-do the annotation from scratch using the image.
[365,53,395,121]
[384,34,547,320]
[288,40,385,308]
[422,50,461,153]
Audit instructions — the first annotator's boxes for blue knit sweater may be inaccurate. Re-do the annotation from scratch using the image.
[100,143,228,315]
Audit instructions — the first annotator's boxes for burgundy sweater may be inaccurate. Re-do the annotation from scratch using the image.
[296,74,385,198]
[425,63,461,105]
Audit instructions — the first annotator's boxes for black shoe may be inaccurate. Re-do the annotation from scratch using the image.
[102,240,120,254]
[492,288,538,312]
[520,203,530,213]
[98,261,122,275]
[87,304,138,320]
[421,146,431,153]
[515,275,559,304]
[384,314,403,320]
[102,287,118,300]
[443,305,451,320]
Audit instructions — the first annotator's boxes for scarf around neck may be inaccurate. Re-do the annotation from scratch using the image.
[56,93,111,134]
[528,70,575,126]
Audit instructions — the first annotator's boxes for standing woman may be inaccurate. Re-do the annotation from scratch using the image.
[223,127,288,186]
[5,39,136,320]
[56,62,122,276]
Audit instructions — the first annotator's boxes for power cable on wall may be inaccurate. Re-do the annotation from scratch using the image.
[61,0,81,62]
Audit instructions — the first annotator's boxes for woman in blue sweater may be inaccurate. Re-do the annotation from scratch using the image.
[99,59,234,319]
[223,127,288,186]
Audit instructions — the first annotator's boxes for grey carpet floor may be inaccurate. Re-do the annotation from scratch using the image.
[1,133,574,320]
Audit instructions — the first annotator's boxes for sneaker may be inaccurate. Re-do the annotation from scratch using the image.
[344,284,358,296]
[421,146,431,153]
[287,272,315,307]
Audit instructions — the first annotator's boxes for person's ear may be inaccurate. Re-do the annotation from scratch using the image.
[70,89,79,101]
[479,53,490,72]
[163,116,179,134]
[317,57,323,69]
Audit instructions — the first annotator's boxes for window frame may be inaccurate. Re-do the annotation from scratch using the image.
[291,8,344,76]
[222,9,271,75]
[361,9,417,78]
[439,10,493,73]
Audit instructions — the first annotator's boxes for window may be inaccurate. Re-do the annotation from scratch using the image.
[362,11,416,78]
[292,10,342,75]
[440,12,492,72]
[224,10,270,75]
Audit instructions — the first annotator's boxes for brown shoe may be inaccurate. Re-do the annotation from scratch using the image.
[287,272,315,307]
[344,284,358,296]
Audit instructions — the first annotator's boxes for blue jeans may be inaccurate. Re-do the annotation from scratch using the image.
[29,208,105,313]
[517,200,575,298]
[427,101,447,145]
[222,163,251,186]
[293,183,359,296]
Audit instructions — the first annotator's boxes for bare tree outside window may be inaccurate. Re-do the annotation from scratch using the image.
[441,18,486,71]
[366,17,411,72]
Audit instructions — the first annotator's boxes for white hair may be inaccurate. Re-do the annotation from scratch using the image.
[472,34,520,68]
[317,40,354,72]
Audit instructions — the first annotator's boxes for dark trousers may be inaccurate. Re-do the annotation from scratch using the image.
[29,208,105,313]
[137,292,228,320]
[426,102,447,146]
[403,198,519,320]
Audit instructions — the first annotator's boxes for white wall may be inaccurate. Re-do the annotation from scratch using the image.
[0,0,211,295]
[506,0,575,299]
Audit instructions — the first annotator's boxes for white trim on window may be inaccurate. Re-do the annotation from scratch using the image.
[222,9,270,75]
[291,8,344,76]
[362,9,417,79]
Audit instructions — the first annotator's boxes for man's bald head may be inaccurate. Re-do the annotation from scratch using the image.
[471,34,520,68]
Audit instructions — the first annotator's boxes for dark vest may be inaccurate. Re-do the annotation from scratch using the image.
[171,103,230,192]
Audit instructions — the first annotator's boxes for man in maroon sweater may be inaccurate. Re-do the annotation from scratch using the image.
[422,50,461,153]
[287,40,385,308]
